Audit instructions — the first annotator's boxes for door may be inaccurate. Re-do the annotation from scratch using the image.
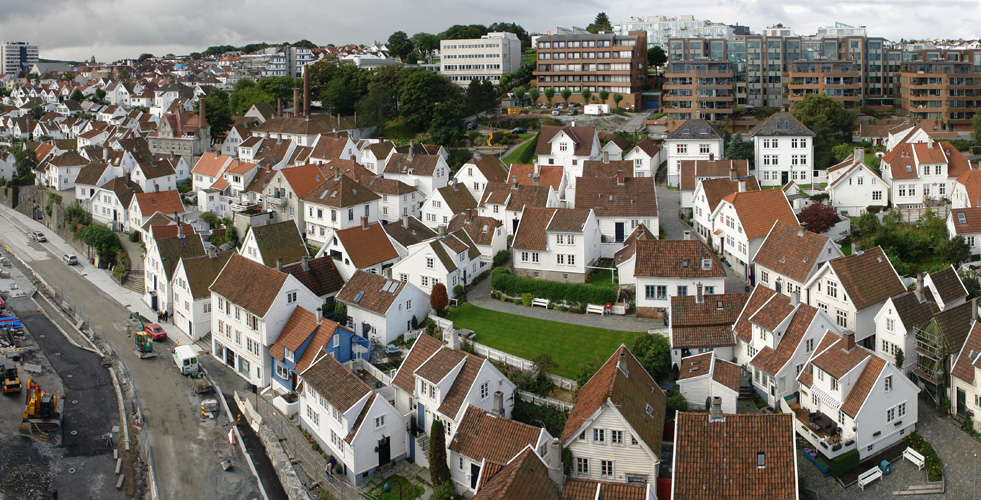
[470,463,481,490]
[781,171,789,185]
[615,222,625,242]
[378,436,391,467]
[512,218,519,234]
[150,293,157,311]
[417,403,425,429]
[224,346,235,366]
[957,388,967,416]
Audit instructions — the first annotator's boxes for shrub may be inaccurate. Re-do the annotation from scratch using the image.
[512,394,568,437]
[453,284,466,298]
[493,249,511,266]
[904,432,943,481]
[431,481,455,500]
[666,391,688,415]
[334,302,348,325]
[829,449,860,477]
[428,420,450,485]
[431,283,449,312]
[491,268,617,306]
[513,298,522,305]
[521,292,534,306]
[128,231,140,243]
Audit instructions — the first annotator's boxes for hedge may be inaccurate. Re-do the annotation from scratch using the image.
[491,268,616,306]
[829,449,859,477]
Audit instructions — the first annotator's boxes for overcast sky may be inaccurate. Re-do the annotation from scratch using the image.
[5,0,979,62]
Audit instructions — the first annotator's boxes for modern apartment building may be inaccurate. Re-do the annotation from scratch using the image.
[440,32,521,87]
[532,31,648,109]
[788,60,862,109]
[663,60,735,121]
[613,15,736,49]
[0,41,38,75]
[899,58,981,126]
[225,45,314,87]
[816,22,867,38]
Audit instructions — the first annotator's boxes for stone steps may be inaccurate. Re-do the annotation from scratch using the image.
[122,271,144,295]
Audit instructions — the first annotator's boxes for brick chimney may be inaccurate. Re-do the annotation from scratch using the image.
[709,152,715,161]
[616,169,624,186]
[303,64,311,120]
[843,331,855,352]
[402,214,410,229]
[293,87,300,117]
[276,97,282,118]
[361,216,369,229]
[729,163,736,181]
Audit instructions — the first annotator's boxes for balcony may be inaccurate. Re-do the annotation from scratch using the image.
[791,405,857,459]
[265,195,286,207]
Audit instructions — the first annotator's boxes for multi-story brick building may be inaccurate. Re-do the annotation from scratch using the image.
[899,58,981,127]
[663,60,735,121]
[532,31,648,109]
[788,60,862,109]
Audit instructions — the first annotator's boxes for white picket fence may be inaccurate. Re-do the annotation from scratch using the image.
[517,390,574,410]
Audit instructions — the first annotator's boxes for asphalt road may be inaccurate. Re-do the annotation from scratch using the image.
[0,209,259,499]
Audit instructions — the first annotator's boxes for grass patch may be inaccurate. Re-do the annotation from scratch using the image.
[502,133,539,165]
[446,303,643,378]
[585,266,617,289]
[840,241,852,256]
[366,476,423,500]
[381,119,415,141]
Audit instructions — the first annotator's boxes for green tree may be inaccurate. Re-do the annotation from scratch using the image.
[465,78,497,115]
[70,89,84,102]
[199,212,220,227]
[791,93,857,169]
[580,88,592,104]
[95,88,107,102]
[586,12,613,34]
[411,33,440,62]
[854,211,881,236]
[648,46,667,69]
[725,132,754,164]
[972,108,981,143]
[612,92,623,109]
[229,86,275,116]
[598,89,610,105]
[438,24,489,40]
[118,69,130,80]
[632,334,671,380]
[80,224,121,261]
[387,31,414,61]
[397,68,458,131]
[334,302,348,325]
[138,53,154,62]
[939,235,971,265]
[833,142,855,163]
[543,87,556,107]
[291,39,318,49]
[256,76,297,101]
[321,77,360,116]
[428,103,465,147]
[12,148,37,178]
[560,88,572,106]
[666,391,688,414]
[60,71,73,81]
[894,348,904,370]
[225,224,239,247]
[355,84,397,129]
[28,106,43,120]
[195,89,232,137]
[512,86,526,106]
[428,420,450,485]
[528,87,541,106]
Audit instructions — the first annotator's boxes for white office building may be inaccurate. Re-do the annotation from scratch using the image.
[0,41,38,75]
[440,32,521,87]
[613,15,735,48]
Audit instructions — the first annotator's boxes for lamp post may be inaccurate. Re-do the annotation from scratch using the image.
[973,452,976,500]
[383,478,403,500]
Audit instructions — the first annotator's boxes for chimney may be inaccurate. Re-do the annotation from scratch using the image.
[206,245,217,258]
[493,391,504,415]
[546,438,564,489]
[616,169,624,186]
[361,216,369,229]
[695,282,703,304]
[102,148,108,161]
[853,147,864,165]
[402,214,409,229]
[276,97,282,118]
[407,140,414,161]
[316,306,324,323]
[603,151,609,163]
[512,177,519,189]
[533,160,541,178]
[729,164,736,181]
[301,255,310,272]
[791,291,800,307]
[334,170,341,181]
[468,208,474,223]
[303,64,311,120]
[199,96,205,125]
[738,179,747,192]
[437,225,445,237]
[683,230,691,241]
[177,223,184,239]
[709,152,715,161]
[616,351,628,377]
[276,257,283,272]
[843,331,855,352]
[915,272,925,302]
[293,87,300,117]
[443,326,460,349]
[928,137,935,149]
[709,397,724,422]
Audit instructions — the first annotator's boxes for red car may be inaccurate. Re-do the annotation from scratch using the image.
[144,323,167,341]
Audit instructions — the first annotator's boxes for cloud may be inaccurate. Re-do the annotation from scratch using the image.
[1,0,977,61]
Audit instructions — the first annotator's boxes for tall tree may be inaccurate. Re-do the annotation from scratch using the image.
[465,78,497,115]
[488,22,532,50]
[428,420,451,485]
[438,24,489,40]
[580,88,592,104]
[632,334,671,380]
[612,92,623,109]
[430,282,449,313]
[355,84,397,129]
[428,103,465,147]
[648,46,667,69]
[528,87,541,106]
[586,12,614,34]
[791,93,857,169]
[70,89,84,102]
[12,148,36,178]
[256,76,297,101]
[411,33,440,62]
[398,68,457,131]
[972,108,981,143]
[560,88,572,106]
[512,86,526,106]
[387,31,414,62]
[195,89,232,137]
[598,89,610,105]
[543,87,556,107]
[229,84,275,115]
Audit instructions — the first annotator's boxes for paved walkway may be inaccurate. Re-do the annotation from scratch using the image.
[468,275,657,332]
[917,407,981,499]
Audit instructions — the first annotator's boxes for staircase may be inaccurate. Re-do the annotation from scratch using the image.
[122,270,145,295]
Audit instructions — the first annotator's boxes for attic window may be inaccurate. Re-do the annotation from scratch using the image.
[959,212,967,225]
[906,165,912,173]
[700,128,707,134]
[353,291,365,303]
[776,121,781,129]
[645,404,654,417]
[682,129,689,134]
[701,258,711,270]
[717,301,724,310]
[757,452,766,469]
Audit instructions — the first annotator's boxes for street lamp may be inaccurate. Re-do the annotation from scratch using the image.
[383,478,403,500]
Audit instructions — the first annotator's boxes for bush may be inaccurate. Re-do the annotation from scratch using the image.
[829,449,860,477]
[512,394,568,438]
[521,292,534,306]
[491,268,616,306]
[334,302,348,325]
[431,481,455,500]
[904,432,943,481]
[453,284,466,298]
[493,249,510,266]
[129,231,140,242]
[45,192,62,216]
[666,391,688,415]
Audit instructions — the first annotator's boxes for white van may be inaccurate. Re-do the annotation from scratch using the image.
[173,345,199,375]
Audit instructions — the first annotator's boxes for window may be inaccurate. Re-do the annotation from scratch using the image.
[830,377,839,391]
[644,285,656,299]
[567,255,575,266]
[805,338,815,353]
[826,280,837,298]
[578,431,586,442]
[699,144,710,154]
[677,286,688,296]
[761,271,769,284]
[593,429,605,443]
[576,457,589,475]
[375,415,385,428]
[556,254,565,265]
[656,285,667,300]
[480,381,489,399]
[885,376,892,392]
[426,257,434,269]
[557,234,564,245]
[836,309,847,328]
[887,407,896,422]
[677,144,687,154]
[610,430,623,444]
[601,460,614,477]
[521,252,529,262]
[421,276,429,287]
[305,405,319,426]
[886,318,895,332]
[532,253,540,263]
[286,291,297,304]
[818,369,825,382]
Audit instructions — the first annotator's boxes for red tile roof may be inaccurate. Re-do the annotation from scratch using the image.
[670,293,748,349]
[334,222,399,269]
[507,164,564,191]
[634,239,725,278]
[512,207,590,251]
[733,286,779,343]
[753,221,834,283]
[561,478,648,500]
[679,159,749,191]
[826,247,904,310]
[449,406,543,464]
[209,254,288,317]
[720,189,798,240]
[392,334,443,393]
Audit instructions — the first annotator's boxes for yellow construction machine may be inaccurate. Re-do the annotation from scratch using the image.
[21,378,60,436]
[1,355,21,393]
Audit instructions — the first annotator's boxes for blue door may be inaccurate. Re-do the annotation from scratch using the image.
[417,403,425,429]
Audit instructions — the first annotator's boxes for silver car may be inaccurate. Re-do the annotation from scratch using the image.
[63,254,78,265]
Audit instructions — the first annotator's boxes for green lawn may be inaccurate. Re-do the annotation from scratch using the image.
[502,133,539,165]
[585,266,617,289]
[365,476,423,500]
[446,303,643,378]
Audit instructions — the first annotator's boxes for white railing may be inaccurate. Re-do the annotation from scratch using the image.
[349,357,393,386]
[517,390,574,410]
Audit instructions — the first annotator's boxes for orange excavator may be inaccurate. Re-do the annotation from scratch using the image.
[21,379,60,437]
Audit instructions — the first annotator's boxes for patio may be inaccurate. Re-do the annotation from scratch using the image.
[791,405,856,458]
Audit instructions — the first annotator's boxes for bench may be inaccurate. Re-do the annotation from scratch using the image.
[531,298,550,309]
[858,466,883,490]
[586,304,606,316]
[902,447,925,471]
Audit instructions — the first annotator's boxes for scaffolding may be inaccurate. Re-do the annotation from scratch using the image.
[913,325,945,405]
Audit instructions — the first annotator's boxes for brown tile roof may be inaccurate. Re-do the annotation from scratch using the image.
[392,334,443,393]
[479,181,554,213]
[713,358,741,392]
[301,353,371,413]
[473,447,560,500]
[137,159,176,180]
[574,177,657,218]
[671,293,749,349]
[634,239,725,278]
[580,160,634,178]
[438,183,478,214]
[191,152,231,177]
[295,322,348,374]
[99,177,142,208]
[302,173,380,208]
[449,406,542,464]
[886,292,938,331]
[679,159,749,191]
[952,322,981,386]
[280,163,329,199]
[334,222,399,269]
[826,247,904,310]
[749,111,815,137]
[606,135,630,151]
[842,356,886,418]
[507,164,564,191]
[281,257,344,298]
[511,207,576,251]
[269,306,320,362]
[720,189,798,240]
[336,270,407,315]
[467,156,509,183]
[562,346,665,456]
[634,136,661,157]
[179,251,234,300]
[448,211,503,247]
[950,207,981,234]
[733,286,779,343]
[438,353,485,418]
[930,300,976,353]
[613,224,655,267]
[45,151,88,167]
[153,234,207,281]
[754,221,833,284]
[698,177,761,212]
[748,293,795,332]
[751,305,817,376]
[928,266,967,305]
[561,478,648,500]
[210,254,289,317]
[310,135,352,160]
[383,216,437,248]
[535,126,597,157]
[673,412,797,500]
[384,152,441,176]
[321,159,374,181]
[415,345,467,384]
[678,352,714,381]
[250,221,308,267]
[255,115,357,136]
[75,161,110,186]
[133,190,184,216]
[358,176,418,196]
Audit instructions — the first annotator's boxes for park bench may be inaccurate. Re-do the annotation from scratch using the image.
[902,447,925,471]
[586,304,606,316]
[531,298,550,309]
[858,466,883,490]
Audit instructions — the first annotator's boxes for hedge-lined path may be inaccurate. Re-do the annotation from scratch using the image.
[467,274,655,332]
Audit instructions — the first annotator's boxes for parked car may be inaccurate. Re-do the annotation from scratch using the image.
[510,127,527,134]
[144,323,167,341]
[567,109,578,116]
[63,254,78,265]
[31,231,46,242]
[551,109,561,116]
[465,122,477,130]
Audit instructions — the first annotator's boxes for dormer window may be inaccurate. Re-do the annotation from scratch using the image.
[757,452,765,468]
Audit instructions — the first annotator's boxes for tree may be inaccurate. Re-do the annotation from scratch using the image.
[430,282,449,313]
[854,211,881,236]
[465,78,497,116]
[791,93,857,169]
[12,148,37,178]
[118,69,130,80]
[939,235,972,265]
[972,108,981,143]
[256,76,297,101]
[229,85,274,116]
[80,224,121,261]
[195,89,232,137]
[411,33,440,62]
[438,24,489,41]
[488,22,532,50]
[429,420,451,485]
[598,89,609,105]
[95,88,107,103]
[647,46,667,69]
[833,142,856,163]
[428,103,465,147]
[528,87,541,106]
[321,77,360,116]
[70,89,84,102]
[138,53,154,62]
[334,302,348,326]
[28,106,43,120]
[560,88,572,106]
[543,87,556,107]
[225,224,239,247]
[586,12,613,34]
[387,31,414,62]
[725,132,754,164]
[533,353,557,380]
[894,348,904,370]
[291,39,318,49]
[612,93,623,109]
[580,88,592,105]
[60,71,73,81]
[199,212,220,227]
[798,203,840,233]
[512,86,526,106]
[397,68,458,131]
[632,334,671,380]
[666,391,688,414]
[90,56,96,63]
[355,84,397,129]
